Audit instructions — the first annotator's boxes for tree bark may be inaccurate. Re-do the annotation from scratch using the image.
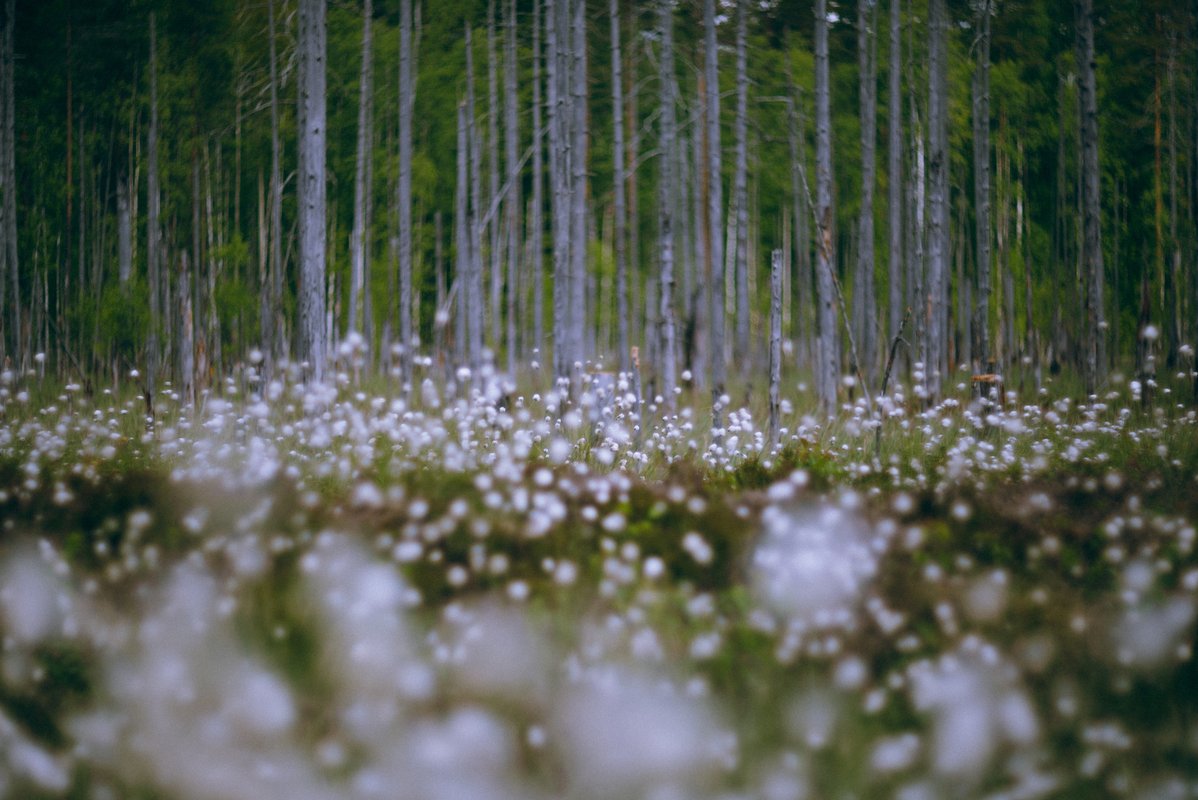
[399,0,414,376]
[857,0,878,386]
[1,0,15,363]
[147,12,161,398]
[658,0,677,410]
[732,0,749,382]
[504,0,518,375]
[531,0,544,366]
[569,0,587,377]
[466,25,484,372]
[349,0,373,337]
[298,0,328,382]
[768,249,782,448]
[1075,0,1105,393]
[266,0,285,370]
[972,0,992,370]
[611,0,630,375]
[706,0,726,426]
[886,0,902,380]
[814,0,839,416]
[926,0,949,399]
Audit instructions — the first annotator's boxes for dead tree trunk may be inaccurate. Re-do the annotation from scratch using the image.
[658,0,678,410]
[349,0,373,338]
[297,0,328,382]
[1076,0,1105,393]
[814,0,839,416]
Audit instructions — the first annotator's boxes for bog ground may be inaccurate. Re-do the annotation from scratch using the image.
[1,363,1197,799]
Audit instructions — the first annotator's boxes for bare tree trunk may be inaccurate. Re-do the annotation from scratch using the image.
[732,0,749,382]
[972,0,992,369]
[267,0,285,369]
[455,101,469,368]
[814,0,839,416]
[886,0,902,379]
[1076,0,1105,393]
[179,250,195,408]
[349,0,373,337]
[768,249,782,447]
[147,12,161,399]
[1166,32,1181,367]
[547,0,568,380]
[857,0,878,386]
[298,0,328,382]
[118,176,132,291]
[926,0,949,399]
[399,0,414,377]
[658,0,677,410]
[531,0,545,367]
[487,0,501,352]
[0,0,15,363]
[611,0,630,375]
[705,0,726,426]
[466,25,484,372]
[504,0,518,375]
[569,0,587,375]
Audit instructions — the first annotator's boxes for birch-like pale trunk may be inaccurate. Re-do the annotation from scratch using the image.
[349,0,373,337]
[704,0,726,427]
[504,0,518,375]
[297,0,328,383]
[814,0,839,416]
[455,102,469,368]
[466,25,484,372]
[531,0,544,366]
[399,0,414,375]
[118,176,132,290]
[972,0,992,369]
[768,249,782,448]
[731,0,749,381]
[0,0,15,363]
[546,0,568,380]
[658,0,678,410]
[610,0,630,375]
[857,0,878,386]
[147,12,161,398]
[1075,0,1105,393]
[886,0,903,376]
[266,0,285,369]
[179,251,195,408]
[926,0,948,399]
[569,0,587,376]
[487,0,501,352]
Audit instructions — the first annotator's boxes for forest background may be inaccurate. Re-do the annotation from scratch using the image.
[0,0,1192,416]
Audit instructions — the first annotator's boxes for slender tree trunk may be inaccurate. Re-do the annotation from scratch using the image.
[926,0,949,399]
[487,0,501,352]
[732,0,749,382]
[972,0,992,369]
[569,0,587,375]
[658,0,677,410]
[1075,0,1105,393]
[611,0,630,375]
[298,0,328,382]
[1166,33,1181,367]
[857,0,878,385]
[266,0,285,369]
[768,248,782,447]
[886,0,903,380]
[147,14,161,400]
[531,0,545,367]
[1,0,15,363]
[504,0,518,375]
[399,0,414,377]
[117,175,131,291]
[455,101,469,368]
[349,0,373,337]
[179,250,195,407]
[814,0,839,416]
[705,0,726,426]
[547,0,568,380]
[466,25,485,372]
